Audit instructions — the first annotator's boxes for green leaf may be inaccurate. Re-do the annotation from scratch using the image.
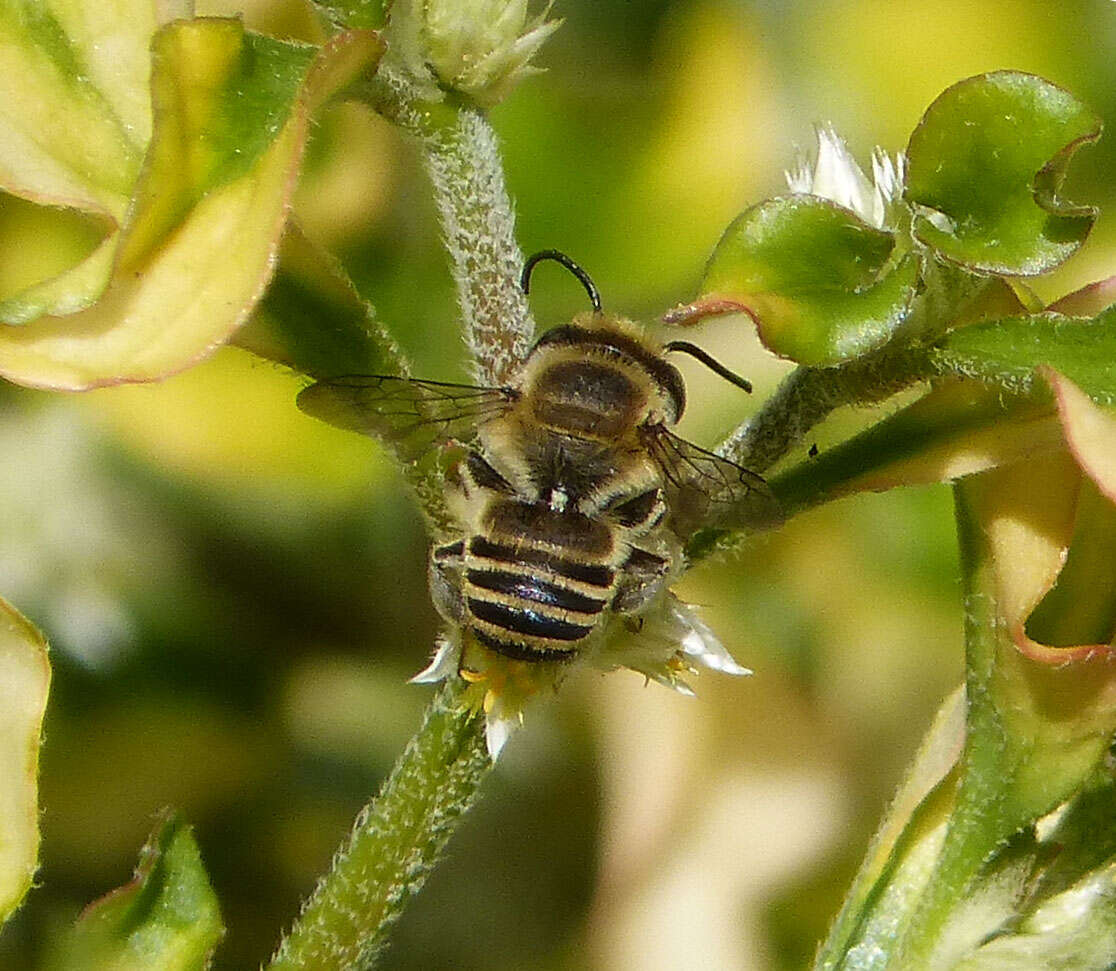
[906,71,1100,275]
[0,0,157,319]
[954,859,1116,970]
[694,196,918,366]
[819,459,1116,968]
[931,307,1116,404]
[896,467,1116,965]
[815,688,965,970]
[311,0,392,30]
[233,222,404,379]
[0,20,384,388]
[0,596,49,925]
[46,813,223,971]
[769,381,1064,518]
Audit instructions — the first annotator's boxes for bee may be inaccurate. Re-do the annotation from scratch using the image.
[298,251,781,664]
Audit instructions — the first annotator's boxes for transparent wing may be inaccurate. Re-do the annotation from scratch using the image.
[297,375,518,463]
[641,425,783,535]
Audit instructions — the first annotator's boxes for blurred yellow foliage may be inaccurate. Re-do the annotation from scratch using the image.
[76,349,396,497]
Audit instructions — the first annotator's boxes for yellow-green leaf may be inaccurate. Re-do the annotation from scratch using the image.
[0,18,383,387]
[0,0,152,216]
[0,595,49,924]
[0,0,160,319]
[684,195,918,366]
[906,72,1100,275]
[1045,366,1116,504]
[46,813,223,971]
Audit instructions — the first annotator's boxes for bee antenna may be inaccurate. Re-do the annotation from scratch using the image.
[521,250,602,313]
[663,341,753,394]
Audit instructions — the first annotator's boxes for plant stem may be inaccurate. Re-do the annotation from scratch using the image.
[369,68,535,387]
[684,345,935,561]
[268,681,490,971]
[267,61,533,967]
[420,108,536,386]
[717,344,935,474]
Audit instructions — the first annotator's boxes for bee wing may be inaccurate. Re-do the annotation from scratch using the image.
[297,375,518,462]
[642,426,784,535]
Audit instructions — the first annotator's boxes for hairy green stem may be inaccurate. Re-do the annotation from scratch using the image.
[266,60,533,968]
[718,344,935,474]
[420,108,536,385]
[369,67,535,386]
[684,345,936,561]
[268,681,490,971]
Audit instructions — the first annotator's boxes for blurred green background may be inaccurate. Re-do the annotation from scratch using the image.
[1,1,1114,967]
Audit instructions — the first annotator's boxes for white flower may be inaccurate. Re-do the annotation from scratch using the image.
[413,595,752,759]
[419,0,561,108]
[591,595,751,694]
[410,633,459,685]
[787,125,906,230]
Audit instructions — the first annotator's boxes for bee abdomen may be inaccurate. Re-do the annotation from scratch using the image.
[464,536,616,662]
[467,598,595,642]
[468,537,615,589]
[466,569,608,617]
[472,627,581,663]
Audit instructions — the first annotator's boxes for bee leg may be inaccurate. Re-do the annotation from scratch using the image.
[429,539,466,623]
[445,450,514,526]
[612,547,672,614]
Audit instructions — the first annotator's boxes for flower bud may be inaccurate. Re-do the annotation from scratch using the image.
[419,0,560,107]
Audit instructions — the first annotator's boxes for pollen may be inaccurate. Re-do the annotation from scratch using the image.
[667,653,689,672]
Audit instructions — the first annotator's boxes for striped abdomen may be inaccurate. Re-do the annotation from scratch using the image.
[463,499,618,662]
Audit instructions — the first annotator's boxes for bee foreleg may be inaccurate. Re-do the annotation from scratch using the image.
[612,547,672,614]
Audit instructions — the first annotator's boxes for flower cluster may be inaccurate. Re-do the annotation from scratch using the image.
[414,594,750,758]
[786,125,906,230]
[418,0,560,107]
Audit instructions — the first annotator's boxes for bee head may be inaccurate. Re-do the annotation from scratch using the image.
[521,251,685,425]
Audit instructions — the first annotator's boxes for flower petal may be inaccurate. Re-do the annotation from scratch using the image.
[484,709,517,759]
[806,126,878,225]
[672,602,751,676]
[410,635,460,685]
